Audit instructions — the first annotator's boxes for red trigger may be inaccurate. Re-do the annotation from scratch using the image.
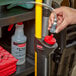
[8,24,14,31]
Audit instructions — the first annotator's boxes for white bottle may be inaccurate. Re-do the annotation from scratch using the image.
[11,22,27,65]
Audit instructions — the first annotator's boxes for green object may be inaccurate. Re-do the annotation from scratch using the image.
[19,0,34,9]
[0,0,34,9]
[0,0,21,6]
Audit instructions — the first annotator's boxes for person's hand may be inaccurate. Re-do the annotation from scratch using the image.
[48,6,76,33]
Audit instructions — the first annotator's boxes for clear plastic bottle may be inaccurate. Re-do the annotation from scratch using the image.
[11,22,27,65]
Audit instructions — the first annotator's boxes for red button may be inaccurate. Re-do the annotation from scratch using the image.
[44,34,56,45]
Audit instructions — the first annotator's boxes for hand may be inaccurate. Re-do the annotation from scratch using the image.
[48,6,76,33]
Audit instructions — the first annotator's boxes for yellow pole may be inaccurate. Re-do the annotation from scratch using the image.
[35,0,42,76]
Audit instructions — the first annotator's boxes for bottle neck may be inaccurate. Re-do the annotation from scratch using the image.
[14,25,24,36]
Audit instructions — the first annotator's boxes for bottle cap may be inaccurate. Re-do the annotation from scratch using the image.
[17,22,23,25]
[44,34,56,45]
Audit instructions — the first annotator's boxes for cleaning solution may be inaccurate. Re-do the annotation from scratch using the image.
[11,22,27,65]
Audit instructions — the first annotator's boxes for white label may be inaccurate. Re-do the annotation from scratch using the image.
[12,42,26,61]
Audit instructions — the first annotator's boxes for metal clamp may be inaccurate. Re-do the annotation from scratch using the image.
[50,13,57,33]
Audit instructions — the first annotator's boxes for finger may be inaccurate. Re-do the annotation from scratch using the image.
[48,19,52,30]
[48,12,55,30]
[51,12,55,24]
[49,12,55,23]
[55,20,68,33]
[57,16,63,25]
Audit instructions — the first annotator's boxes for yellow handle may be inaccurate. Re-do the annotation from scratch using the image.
[35,0,42,76]
[35,0,42,38]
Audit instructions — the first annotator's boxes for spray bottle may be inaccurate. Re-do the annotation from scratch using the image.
[8,22,27,65]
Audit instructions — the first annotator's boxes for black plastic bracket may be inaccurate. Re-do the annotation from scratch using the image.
[34,37,58,76]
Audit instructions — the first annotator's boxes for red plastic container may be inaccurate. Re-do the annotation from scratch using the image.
[0,46,17,76]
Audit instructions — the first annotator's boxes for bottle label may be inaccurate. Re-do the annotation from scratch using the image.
[12,42,26,60]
